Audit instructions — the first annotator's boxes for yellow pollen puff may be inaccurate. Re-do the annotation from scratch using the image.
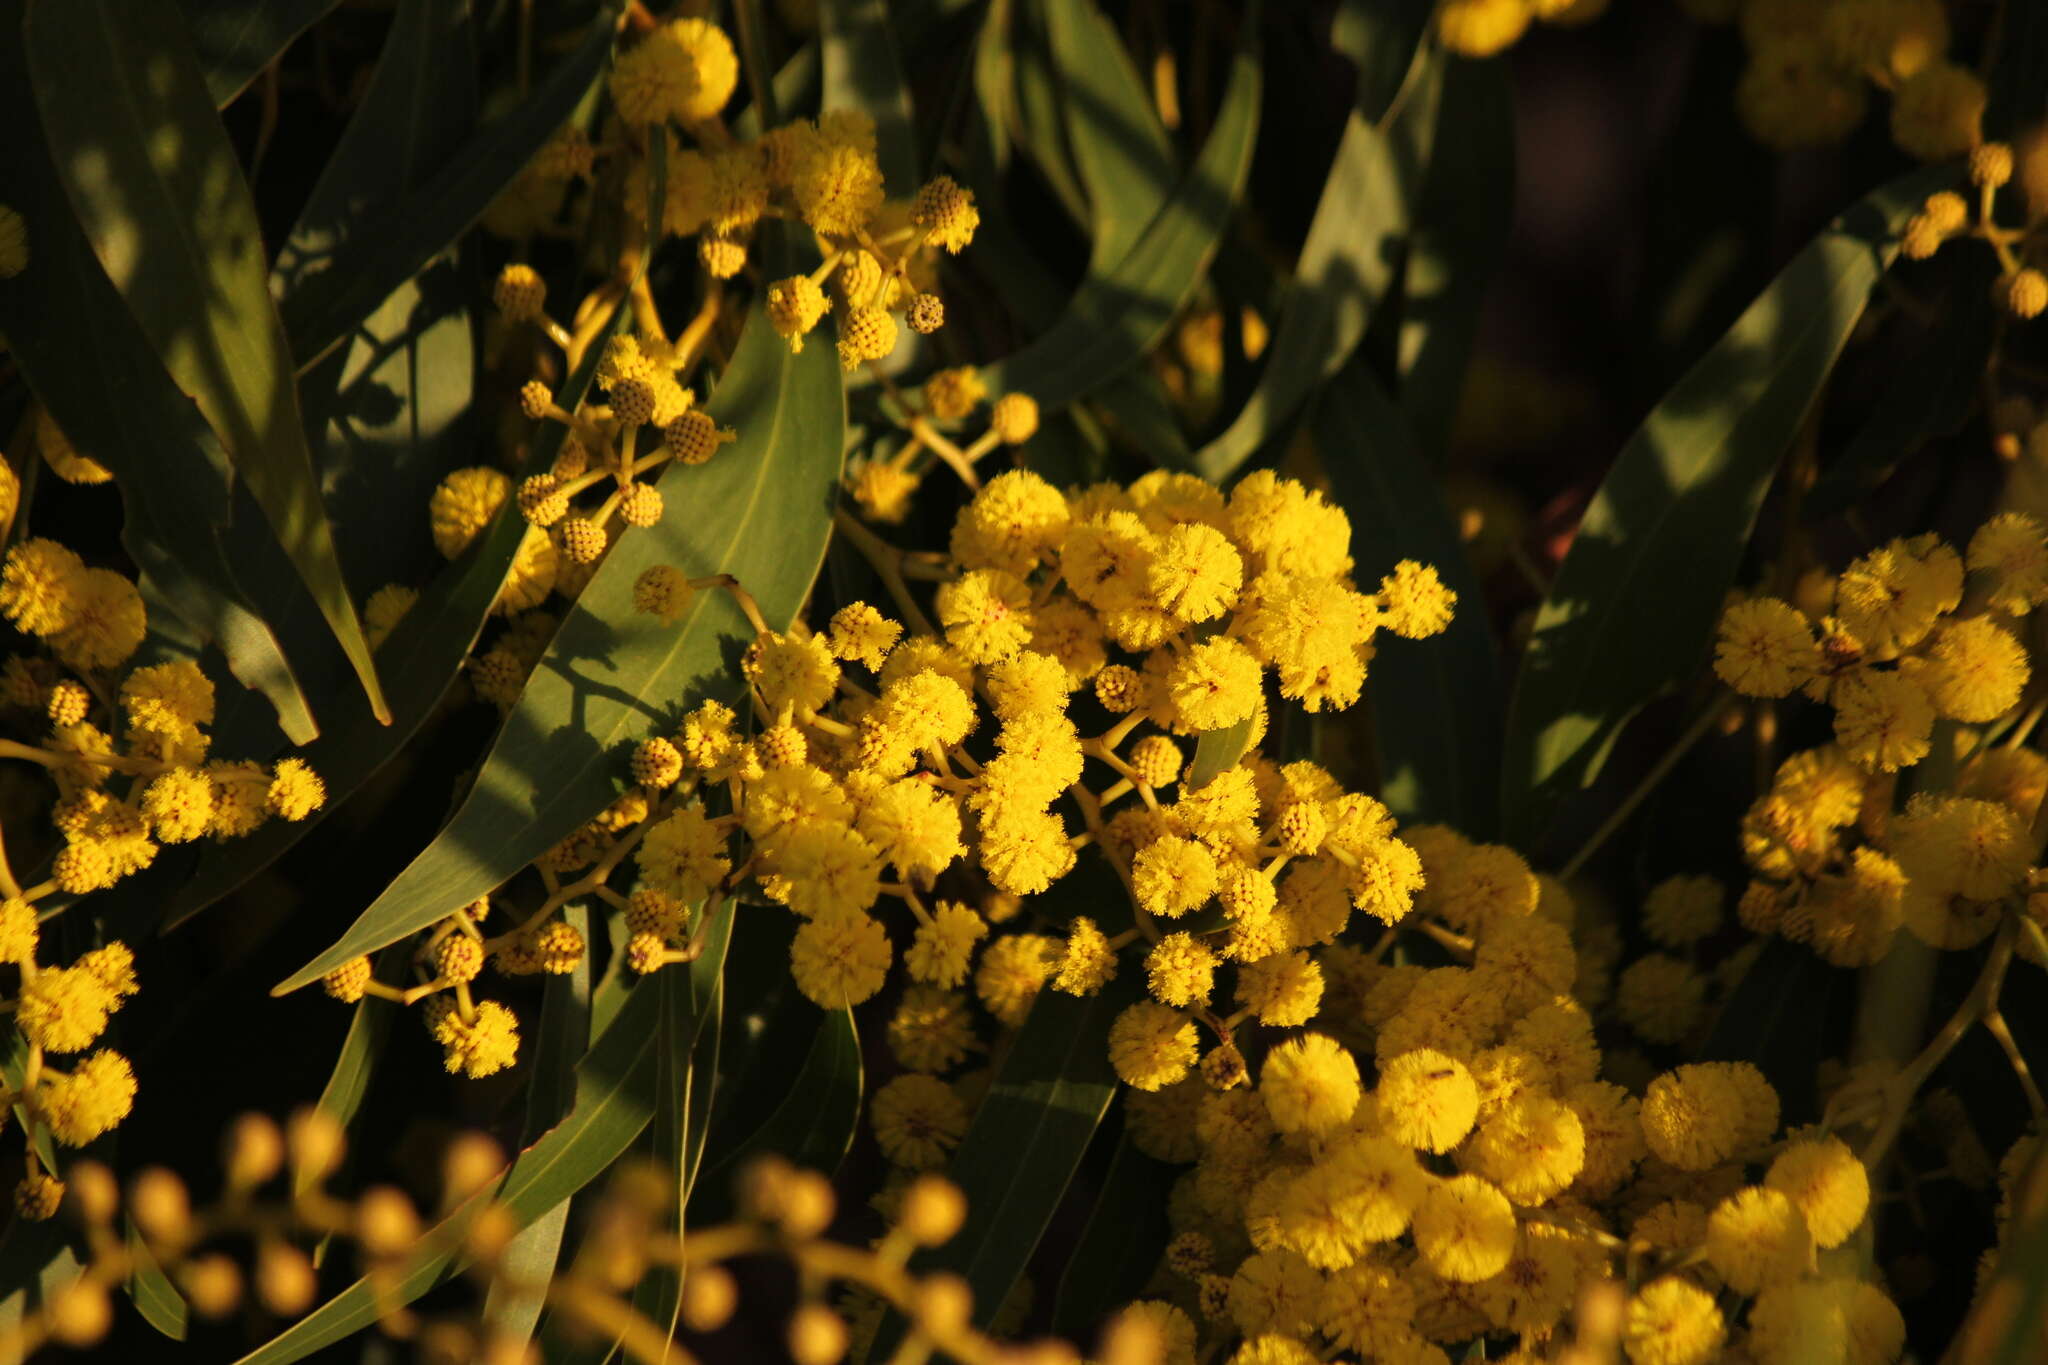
[1259,1032,1360,1135]
[1109,1001,1199,1091]
[1377,560,1456,639]
[1890,60,1986,162]
[491,263,545,322]
[1145,932,1217,1008]
[910,175,980,253]
[923,367,986,421]
[991,392,1039,445]
[906,293,944,334]
[793,140,885,237]
[1623,1276,1725,1365]
[1376,1049,1480,1154]
[608,18,739,126]
[1764,1135,1870,1249]
[1705,1186,1813,1294]
[1714,596,1820,697]
[619,482,664,529]
[429,467,511,559]
[698,235,747,280]
[837,307,898,371]
[1412,1174,1517,1282]
[768,275,832,352]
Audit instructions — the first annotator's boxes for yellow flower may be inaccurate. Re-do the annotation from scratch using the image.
[1376,1050,1480,1154]
[0,538,88,637]
[1235,950,1323,1027]
[973,932,1057,1027]
[888,987,977,1074]
[952,471,1071,578]
[1315,1257,1415,1356]
[1639,1065,1745,1171]
[1614,953,1706,1046]
[1412,1175,1517,1282]
[1623,1276,1724,1365]
[1765,1135,1870,1249]
[637,806,730,903]
[1166,637,1263,734]
[1376,561,1456,639]
[903,902,986,989]
[1108,1001,1199,1091]
[49,570,146,672]
[1642,874,1722,947]
[18,966,118,1053]
[767,275,831,352]
[608,18,738,126]
[1133,835,1218,918]
[1458,1093,1586,1206]
[1145,933,1218,1008]
[909,175,979,253]
[1916,615,2029,722]
[429,467,510,559]
[266,758,326,822]
[1890,60,1985,161]
[1052,916,1118,996]
[1705,1186,1812,1294]
[1259,1033,1359,1136]
[431,999,521,1078]
[37,1050,135,1146]
[1713,597,1819,697]
[935,569,1034,664]
[794,139,885,237]
[1148,524,1243,623]
[826,602,901,670]
[870,1075,969,1170]
[1968,512,2048,614]
[1831,668,1934,772]
[790,908,892,1007]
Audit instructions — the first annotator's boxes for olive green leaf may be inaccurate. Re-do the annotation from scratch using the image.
[1195,47,1437,481]
[1499,164,1955,848]
[124,1232,188,1342]
[1041,0,1175,270]
[482,904,595,1345]
[234,908,728,1365]
[177,0,341,106]
[26,0,389,726]
[696,1006,862,1225]
[821,0,919,190]
[1051,1132,1175,1333]
[1186,715,1257,791]
[978,13,1261,412]
[0,7,315,742]
[1316,357,1502,834]
[275,4,619,371]
[871,979,1134,1356]
[275,268,846,995]
[1395,56,1513,462]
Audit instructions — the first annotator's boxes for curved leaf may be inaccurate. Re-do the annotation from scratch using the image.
[276,5,618,371]
[1395,56,1512,461]
[1316,357,1502,834]
[696,1006,861,1224]
[1042,0,1175,270]
[821,0,918,191]
[164,286,631,929]
[1051,1133,1173,1334]
[1195,51,1436,480]
[979,14,1261,412]
[1498,165,1954,847]
[27,0,389,726]
[872,979,1133,1356]
[234,907,730,1365]
[1186,715,1255,791]
[124,1231,188,1341]
[0,7,315,741]
[178,0,341,106]
[1331,0,1433,123]
[275,269,847,994]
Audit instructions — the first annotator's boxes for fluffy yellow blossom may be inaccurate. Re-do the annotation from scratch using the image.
[1412,1175,1517,1282]
[790,909,892,1007]
[870,1075,969,1170]
[18,966,118,1053]
[1377,1050,1480,1154]
[1968,512,2048,614]
[1831,668,1934,771]
[429,467,510,559]
[1109,1001,1199,1091]
[610,18,738,126]
[1714,597,1819,697]
[38,1051,135,1146]
[1623,1277,1724,1365]
[431,999,521,1078]
[1640,1065,1745,1171]
[1377,561,1456,639]
[1765,1135,1869,1249]
[1916,615,2029,722]
[1259,1033,1360,1135]
[1705,1186,1812,1294]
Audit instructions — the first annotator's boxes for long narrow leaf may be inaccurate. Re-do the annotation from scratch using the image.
[979,18,1261,411]
[178,0,341,106]
[27,0,388,725]
[276,268,847,994]
[1498,165,1954,846]
[1316,358,1502,834]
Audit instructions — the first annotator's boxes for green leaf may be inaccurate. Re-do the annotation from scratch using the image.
[979,8,1261,412]
[1330,0,1433,122]
[275,265,847,995]
[1395,57,1513,461]
[1041,0,1176,270]
[1195,50,1436,481]
[233,924,730,1365]
[1806,265,1993,520]
[124,1229,188,1341]
[482,904,595,1345]
[1185,715,1256,791]
[820,0,919,191]
[631,904,736,1344]
[0,16,315,742]
[872,980,1132,1356]
[163,288,632,930]
[696,1006,862,1224]
[1316,357,1503,834]
[1051,1133,1173,1334]
[178,0,341,106]
[27,0,388,727]
[0,1219,81,1365]
[1498,165,1953,848]
[295,947,409,1203]
[275,6,617,371]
